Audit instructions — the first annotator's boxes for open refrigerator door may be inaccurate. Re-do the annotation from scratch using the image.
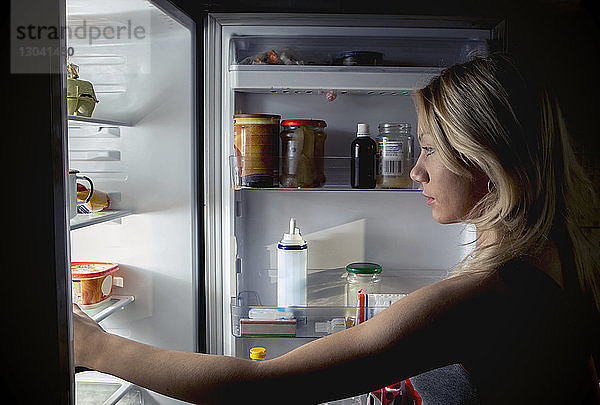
[65,0,199,403]
[203,13,504,404]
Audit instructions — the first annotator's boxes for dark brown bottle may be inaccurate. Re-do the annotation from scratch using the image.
[351,123,376,189]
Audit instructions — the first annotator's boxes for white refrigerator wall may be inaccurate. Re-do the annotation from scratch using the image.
[235,92,419,157]
[68,1,196,352]
[235,191,476,307]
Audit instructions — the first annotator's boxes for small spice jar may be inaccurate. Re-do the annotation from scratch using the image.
[344,262,382,307]
[280,119,327,187]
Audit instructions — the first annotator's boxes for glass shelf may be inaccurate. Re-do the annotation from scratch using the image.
[70,210,133,230]
[81,295,135,323]
[68,115,132,127]
[229,66,441,93]
[236,185,421,192]
[229,155,420,192]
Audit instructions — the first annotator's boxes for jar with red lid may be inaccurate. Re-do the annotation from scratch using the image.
[280,119,327,187]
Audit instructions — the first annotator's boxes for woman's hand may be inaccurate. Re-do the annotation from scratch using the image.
[73,303,107,370]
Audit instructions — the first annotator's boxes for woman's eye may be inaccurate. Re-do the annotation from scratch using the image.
[422,146,435,156]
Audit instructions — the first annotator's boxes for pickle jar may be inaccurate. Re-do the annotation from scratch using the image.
[344,262,382,307]
[280,119,327,188]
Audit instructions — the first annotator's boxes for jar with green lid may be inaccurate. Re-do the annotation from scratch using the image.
[249,346,267,361]
[344,262,382,307]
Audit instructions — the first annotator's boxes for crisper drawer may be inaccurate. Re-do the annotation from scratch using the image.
[75,372,141,405]
[76,371,196,405]
[231,291,414,339]
[232,267,447,339]
[232,302,360,338]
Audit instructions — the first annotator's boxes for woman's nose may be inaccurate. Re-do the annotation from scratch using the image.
[410,158,429,184]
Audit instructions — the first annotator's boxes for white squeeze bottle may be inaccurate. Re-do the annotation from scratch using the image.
[277,218,308,307]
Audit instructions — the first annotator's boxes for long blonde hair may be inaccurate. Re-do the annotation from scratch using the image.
[414,53,600,312]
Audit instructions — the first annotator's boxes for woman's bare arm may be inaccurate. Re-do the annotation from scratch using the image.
[74,304,263,403]
[74,272,493,404]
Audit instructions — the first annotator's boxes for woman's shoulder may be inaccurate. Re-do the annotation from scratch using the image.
[425,259,551,300]
[417,259,566,330]
[389,258,567,337]
[495,257,565,303]
[439,256,564,300]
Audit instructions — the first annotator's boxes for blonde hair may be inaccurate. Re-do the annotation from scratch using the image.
[414,53,600,312]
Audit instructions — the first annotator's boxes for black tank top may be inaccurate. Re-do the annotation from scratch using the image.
[409,260,599,404]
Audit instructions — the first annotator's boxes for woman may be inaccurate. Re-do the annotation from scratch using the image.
[74,53,600,404]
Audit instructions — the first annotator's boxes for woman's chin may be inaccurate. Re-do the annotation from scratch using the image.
[432,210,461,225]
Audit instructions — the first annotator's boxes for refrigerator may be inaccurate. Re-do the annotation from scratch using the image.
[5,1,507,404]
[203,13,502,404]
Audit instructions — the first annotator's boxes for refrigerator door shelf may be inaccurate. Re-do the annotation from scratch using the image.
[70,209,133,230]
[70,150,121,161]
[68,115,132,128]
[82,295,135,323]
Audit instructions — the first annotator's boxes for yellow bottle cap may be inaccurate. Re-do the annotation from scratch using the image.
[249,346,266,360]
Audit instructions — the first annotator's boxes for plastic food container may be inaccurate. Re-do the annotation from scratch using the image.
[336,51,383,66]
[71,262,119,309]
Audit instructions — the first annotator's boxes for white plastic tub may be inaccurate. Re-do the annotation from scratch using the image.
[72,262,119,309]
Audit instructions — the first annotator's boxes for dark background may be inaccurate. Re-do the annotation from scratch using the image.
[2,0,598,403]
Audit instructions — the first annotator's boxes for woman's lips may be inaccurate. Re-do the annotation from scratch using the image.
[423,192,435,205]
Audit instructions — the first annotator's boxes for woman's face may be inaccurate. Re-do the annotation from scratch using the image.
[410,126,487,224]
